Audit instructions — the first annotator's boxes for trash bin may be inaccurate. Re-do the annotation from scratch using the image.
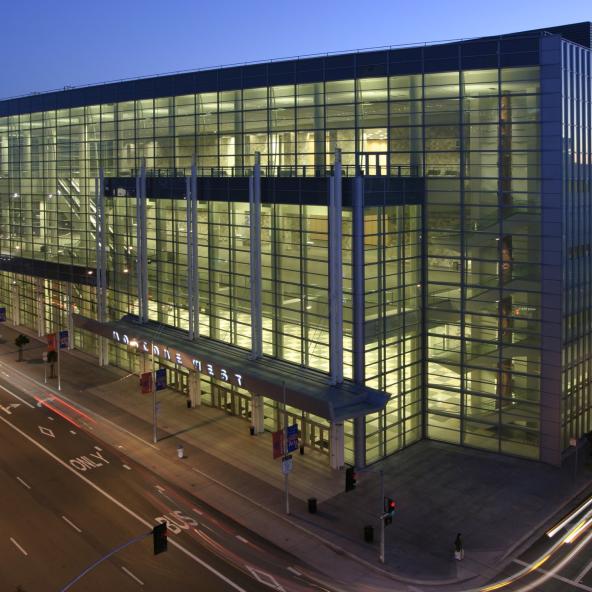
[364,525,374,543]
[177,444,184,459]
[308,497,317,514]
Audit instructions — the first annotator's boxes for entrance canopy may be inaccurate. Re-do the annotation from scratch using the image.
[74,314,389,423]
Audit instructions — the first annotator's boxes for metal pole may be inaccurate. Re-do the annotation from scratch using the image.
[57,337,62,391]
[379,469,385,564]
[283,380,289,515]
[44,358,47,384]
[574,445,578,483]
[152,341,157,444]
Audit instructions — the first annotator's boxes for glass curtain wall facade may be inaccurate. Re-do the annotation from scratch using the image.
[1,26,591,466]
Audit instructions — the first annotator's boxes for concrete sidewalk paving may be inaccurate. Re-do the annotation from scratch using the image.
[2,325,591,590]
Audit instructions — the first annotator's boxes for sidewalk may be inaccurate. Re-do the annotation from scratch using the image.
[2,324,591,589]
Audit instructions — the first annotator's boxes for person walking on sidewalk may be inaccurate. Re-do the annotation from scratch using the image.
[454,533,464,560]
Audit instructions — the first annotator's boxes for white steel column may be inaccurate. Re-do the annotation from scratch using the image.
[330,421,345,470]
[96,169,109,366]
[186,175,194,339]
[191,158,199,337]
[140,162,149,323]
[251,394,265,434]
[249,152,262,359]
[329,148,344,385]
[135,162,148,323]
[66,283,74,350]
[188,371,201,408]
[35,277,45,336]
[10,279,20,326]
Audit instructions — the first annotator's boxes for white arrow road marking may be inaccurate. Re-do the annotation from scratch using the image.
[0,403,20,415]
[121,566,144,586]
[16,476,31,490]
[10,537,28,556]
[38,426,55,438]
[61,515,82,533]
[0,414,247,592]
[245,565,286,591]
[0,385,34,408]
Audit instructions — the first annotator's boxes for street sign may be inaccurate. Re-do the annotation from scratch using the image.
[140,372,152,394]
[155,368,167,391]
[272,429,284,459]
[286,423,299,453]
[59,330,69,349]
[282,455,293,475]
[47,333,57,352]
[0,307,6,322]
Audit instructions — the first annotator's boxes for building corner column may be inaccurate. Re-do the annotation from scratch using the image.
[249,152,262,359]
[251,394,265,434]
[188,371,201,408]
[330,421,345,470]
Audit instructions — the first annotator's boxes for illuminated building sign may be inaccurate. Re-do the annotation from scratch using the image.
[111,330,244,388]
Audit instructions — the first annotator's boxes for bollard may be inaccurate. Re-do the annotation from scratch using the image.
[364,525,374,543]
[186,399,192,409]
[300,444,305,455]
[249,426,255,436]
[308,497,317,514]
[177,444,184,459]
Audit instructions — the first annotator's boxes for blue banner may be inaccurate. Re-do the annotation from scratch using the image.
[155,367,167,391]
[59,330,69,349]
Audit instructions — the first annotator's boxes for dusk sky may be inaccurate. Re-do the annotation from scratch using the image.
[1,0,590,99]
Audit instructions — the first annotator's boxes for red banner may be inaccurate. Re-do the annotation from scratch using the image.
[140,372,152,394]
[47,333,57,352]
[272,429,285,459]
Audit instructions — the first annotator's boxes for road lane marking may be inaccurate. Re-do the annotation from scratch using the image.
[0,384,35,408]
[577,556,592,582]
[192,507,203,516]
[48,416,54,421]
[16,476,31,490]
[38,426,55,438]
[0,403,21,415]
[69,430,77,435]
[121,566,144,586]
[10,537,28,556]
[513,558,592,591]
[236,535,248,544]
[123,464,131,470]
[0,413,247,592]
[62,516,82,533]
[287,567,302,576]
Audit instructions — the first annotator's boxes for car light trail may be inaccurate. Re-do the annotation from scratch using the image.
[546,494,592,538]
[34,396,81,428]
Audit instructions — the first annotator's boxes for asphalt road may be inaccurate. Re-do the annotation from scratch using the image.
[0,375,339,592]
[476,489,592,592]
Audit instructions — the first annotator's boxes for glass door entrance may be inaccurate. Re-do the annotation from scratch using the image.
[358,152,388,176]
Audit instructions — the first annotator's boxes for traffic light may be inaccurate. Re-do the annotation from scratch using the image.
[153,522,168,555]
[384,497,396,526]
[345,466,357,492]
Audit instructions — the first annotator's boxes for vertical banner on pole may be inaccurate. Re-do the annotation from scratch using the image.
[59,330,69,349]
[47,333,57,352]
[155,367,167,391]
[140,372,153,394]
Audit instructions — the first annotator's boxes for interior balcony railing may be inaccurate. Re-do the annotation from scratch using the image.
[128,163,422,179]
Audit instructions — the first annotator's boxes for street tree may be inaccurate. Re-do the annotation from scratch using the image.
[14,334,29,362]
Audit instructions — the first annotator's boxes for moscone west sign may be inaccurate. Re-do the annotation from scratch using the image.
[111,330,244,388]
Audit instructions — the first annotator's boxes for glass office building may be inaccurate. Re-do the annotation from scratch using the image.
[0,22,590,468]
